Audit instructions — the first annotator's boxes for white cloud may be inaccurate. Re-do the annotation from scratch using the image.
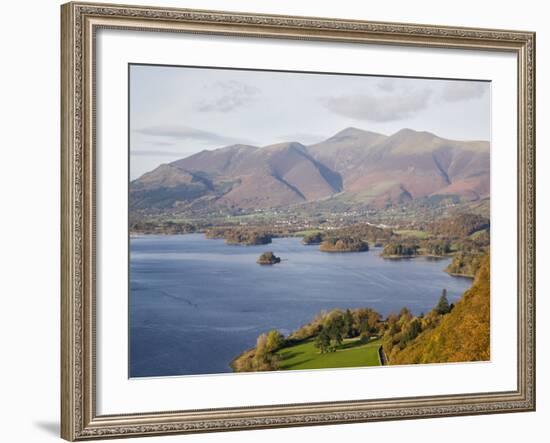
[134,125,246,145]
[322,89,432,122]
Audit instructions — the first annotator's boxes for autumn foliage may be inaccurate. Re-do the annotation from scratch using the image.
[388,255,490,364]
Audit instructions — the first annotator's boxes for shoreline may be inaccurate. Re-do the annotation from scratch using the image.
[445,271,475,279]
[319,248,369,253]
[130,234,460,262]
[381,253,450,260]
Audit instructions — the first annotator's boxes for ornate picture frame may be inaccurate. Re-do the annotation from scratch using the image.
[61,2,535,440]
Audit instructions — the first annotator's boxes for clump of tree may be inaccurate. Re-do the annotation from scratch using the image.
[445,252,484,277]
[381,289,454,361]
[315,308,382,354]
[257,251,281,265]
[227,230,272,245]
[320,237,369,252]
[130,221,196,235]
[426,213,490,239]
[223,229,272,245]
[351,308,382,342]
[231,330,285,372]
[381,242,419,258]
[206,225,295,240]
[400,318,422,345]
[205,227,229,239]
[289,308,382,354]
[422,240,451,256]
[330,223,396,244]
[314,313,343,353]
[314,328,332,354]
[381,307,420,358]
[302,231,324,245]
[454,231,490,253]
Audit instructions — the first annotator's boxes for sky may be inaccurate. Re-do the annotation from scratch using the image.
[130,64,490,179]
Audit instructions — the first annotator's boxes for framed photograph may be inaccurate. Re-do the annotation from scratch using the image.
[61,2,536,440]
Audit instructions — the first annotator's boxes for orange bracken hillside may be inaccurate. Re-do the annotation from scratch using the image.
[390,255,490,364]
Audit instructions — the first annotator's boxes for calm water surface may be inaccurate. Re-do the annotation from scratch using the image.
[129,234,472,377]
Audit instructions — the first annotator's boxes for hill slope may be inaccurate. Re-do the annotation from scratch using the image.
[389,255,490,364]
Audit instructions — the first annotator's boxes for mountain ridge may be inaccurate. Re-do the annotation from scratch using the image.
[130,128,490,212]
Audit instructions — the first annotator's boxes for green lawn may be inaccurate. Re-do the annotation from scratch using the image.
[277,337,382,371]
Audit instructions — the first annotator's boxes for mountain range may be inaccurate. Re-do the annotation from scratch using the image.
[130,127,490,212]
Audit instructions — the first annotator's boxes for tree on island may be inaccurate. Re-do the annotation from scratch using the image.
[256,251,281,265]
[320,237,369,253]
[425,240,451,256]
[381,242,419,257]
[435,289,451,315]
[302,231,324,245]
[223,229,273,245]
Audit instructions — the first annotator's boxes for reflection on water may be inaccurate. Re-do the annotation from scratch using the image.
[130,234,471,377]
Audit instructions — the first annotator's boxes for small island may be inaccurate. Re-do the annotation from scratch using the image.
[380,242,419,259]
[206,228,272,245]
[257,252,281,265]
[319,237,369,253]
[301,231,324,245]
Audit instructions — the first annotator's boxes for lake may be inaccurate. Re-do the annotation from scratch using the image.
[129,234,472,377]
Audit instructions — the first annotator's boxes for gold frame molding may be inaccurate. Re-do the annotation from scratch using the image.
[61,2,536,440]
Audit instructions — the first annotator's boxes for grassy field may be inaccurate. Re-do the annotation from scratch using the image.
[395,229,430,239]
[277,337,382,371]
